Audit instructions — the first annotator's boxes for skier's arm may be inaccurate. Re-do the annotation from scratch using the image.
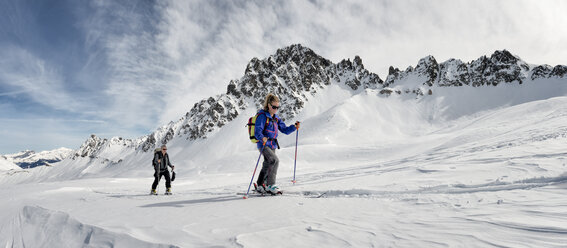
[167,154,174,169]
[278,119,297,135]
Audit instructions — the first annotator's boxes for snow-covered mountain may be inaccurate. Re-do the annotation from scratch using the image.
[70,45,384,160]
[384,49,566,93]
[2,148,73,169]
[0,157,20,171]
[2,44,566,182]
[66,45,566,170]
[1,44,567,247]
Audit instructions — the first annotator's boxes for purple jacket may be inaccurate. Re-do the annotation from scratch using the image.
[254,109,296,150]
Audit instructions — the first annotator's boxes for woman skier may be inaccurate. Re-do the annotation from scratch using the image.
[254,93,300,194]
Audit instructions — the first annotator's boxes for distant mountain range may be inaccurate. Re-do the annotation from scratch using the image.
[1,148,73,169]
[58,44,567,166]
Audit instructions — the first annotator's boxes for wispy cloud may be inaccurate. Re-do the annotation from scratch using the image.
[75,0,176,130]
[0,89,32,97]
[1,0,566,154]
[151,0,567,125]
[0,45,89,112]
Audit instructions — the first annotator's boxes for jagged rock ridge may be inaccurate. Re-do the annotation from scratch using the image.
[385,50,567,91]
[74,44,384,158]
[139,44,384,152]
[72,45,567,159]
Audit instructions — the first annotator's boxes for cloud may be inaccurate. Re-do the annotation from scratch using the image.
[68,0,194,131]
[0,45,89,113]
[149,0,567,125]
[54,0,567,130]
[0,89,32,97]
[1,0,567,154]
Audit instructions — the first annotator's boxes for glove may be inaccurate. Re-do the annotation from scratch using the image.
[295,121,301,129]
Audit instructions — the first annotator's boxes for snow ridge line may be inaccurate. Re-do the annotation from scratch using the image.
[1,205,179,248]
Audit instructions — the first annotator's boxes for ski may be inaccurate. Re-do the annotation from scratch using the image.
[149,192,173,196]
[238,191,282,197]
[251,183,283,195]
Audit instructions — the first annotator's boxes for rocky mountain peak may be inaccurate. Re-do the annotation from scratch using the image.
[490,49,519,65]
[415,55,440,86]
[353,56,364,70]
[386,50,542,89]
[140,44,383,151]
[336,55,383,90]
[71,44,567,159]
[139,46,567,151]
[530,64,567,80]
[273,44,323,66]
[73,135,106,159]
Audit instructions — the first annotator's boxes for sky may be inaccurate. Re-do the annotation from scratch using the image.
[0,0,566,155]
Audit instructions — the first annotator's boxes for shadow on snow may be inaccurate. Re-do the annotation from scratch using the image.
[139,195,240,208]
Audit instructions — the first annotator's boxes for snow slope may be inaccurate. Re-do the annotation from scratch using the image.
[0,156,20,171]
[1,76,567,247]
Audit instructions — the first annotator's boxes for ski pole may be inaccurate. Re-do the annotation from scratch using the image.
[292,126,299,184]
[155,162,160,195]
[244,141,266,199]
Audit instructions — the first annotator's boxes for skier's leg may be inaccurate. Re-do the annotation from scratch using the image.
[256,149,270,186]
[263,147,279,186]
[151,171,159,190]
[165,171,171,189]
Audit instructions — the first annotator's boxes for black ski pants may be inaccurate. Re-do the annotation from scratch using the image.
[152,170,171,190]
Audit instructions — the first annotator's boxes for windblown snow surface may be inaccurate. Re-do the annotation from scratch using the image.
[1,79,567,247]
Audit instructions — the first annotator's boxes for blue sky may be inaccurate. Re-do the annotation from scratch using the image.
[1,0,566,155]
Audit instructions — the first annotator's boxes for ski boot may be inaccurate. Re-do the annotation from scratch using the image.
[254,183,266,194]
[165,188,172,195]
[150,189,157,195]
[266,185,282,195]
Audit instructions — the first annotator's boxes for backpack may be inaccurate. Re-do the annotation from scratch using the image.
[153,148,162,161]
[247,112,271,143]
[152,148,161,169]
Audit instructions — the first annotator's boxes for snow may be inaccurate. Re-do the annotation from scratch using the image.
[2,147,74,169]
[1,79,567,247]
[5,206,174,247]
[3,148,73,163]
[0,156,20,171]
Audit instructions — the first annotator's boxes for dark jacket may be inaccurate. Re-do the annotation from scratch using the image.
[153,152,173,172]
